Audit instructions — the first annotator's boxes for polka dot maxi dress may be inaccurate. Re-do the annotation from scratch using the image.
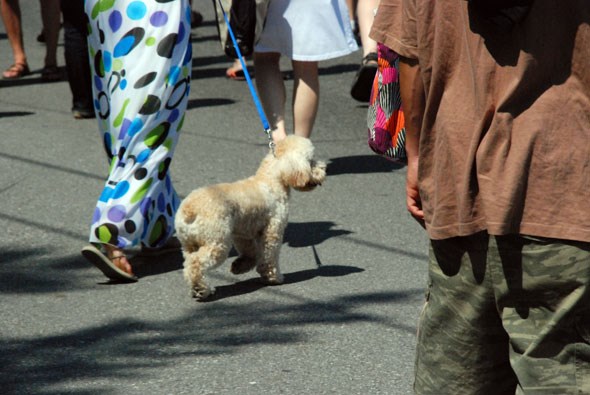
[85,0,192,249]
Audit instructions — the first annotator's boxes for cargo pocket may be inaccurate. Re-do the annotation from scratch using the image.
[575,309,590,391]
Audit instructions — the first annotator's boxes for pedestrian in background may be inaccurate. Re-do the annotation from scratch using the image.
[0,0,61,80]
[374,0,590,393]
[350,0,380,102]
[254,0,358,142]
[60,0,94,119]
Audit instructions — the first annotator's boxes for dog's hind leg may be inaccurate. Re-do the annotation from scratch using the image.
[230,237,258,275]
[183,243,229,300]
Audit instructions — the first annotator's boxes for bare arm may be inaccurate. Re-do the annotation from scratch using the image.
[399,56,426,226]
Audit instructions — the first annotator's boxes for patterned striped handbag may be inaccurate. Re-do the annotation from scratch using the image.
[366,43,407,163]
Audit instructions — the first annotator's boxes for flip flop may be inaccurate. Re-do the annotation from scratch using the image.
[81,245,138,282]
[350,52,378,102]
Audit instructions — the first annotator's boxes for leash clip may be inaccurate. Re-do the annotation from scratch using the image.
[265,128,275,155]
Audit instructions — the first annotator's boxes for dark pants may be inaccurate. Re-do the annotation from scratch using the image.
[60,0,94,114]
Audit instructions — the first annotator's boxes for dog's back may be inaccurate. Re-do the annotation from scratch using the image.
[174,178,282,247]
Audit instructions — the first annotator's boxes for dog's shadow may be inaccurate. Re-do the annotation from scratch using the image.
[132,221,353,281]
[284,221,352,248]
[132,251,184,278]
[201,264,365,302]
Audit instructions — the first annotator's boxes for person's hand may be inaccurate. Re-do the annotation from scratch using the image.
[406,156,425,228]
[399,56,425,229]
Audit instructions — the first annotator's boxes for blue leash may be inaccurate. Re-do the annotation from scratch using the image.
[216,0,274,148]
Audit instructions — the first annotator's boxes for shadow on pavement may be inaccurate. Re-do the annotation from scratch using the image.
[319,62,358,76]
[0,248,90,294]
[0,66,66,88]
[327,155,404,175]
[0,220,354,294]
[0,287,421,394]
[284,221,352,248]
[133,251,183,279]
[0,111,35,118]
[204,264,365,302]
[186,97,235,110]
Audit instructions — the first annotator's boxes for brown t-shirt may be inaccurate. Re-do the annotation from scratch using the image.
[372,0,590,242]
[369,0,404,50]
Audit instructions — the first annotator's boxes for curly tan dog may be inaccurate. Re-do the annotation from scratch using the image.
[175,135,327,300]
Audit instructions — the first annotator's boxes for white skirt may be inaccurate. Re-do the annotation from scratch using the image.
[255,0,359,61]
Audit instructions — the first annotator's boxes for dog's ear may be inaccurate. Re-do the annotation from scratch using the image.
[281,155,312,188]
[273,137,314,188]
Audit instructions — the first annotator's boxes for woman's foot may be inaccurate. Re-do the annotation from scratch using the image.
[104,244,134,276]
[2,63,30,79]
[226,59,245,80]
[81,244,138,282]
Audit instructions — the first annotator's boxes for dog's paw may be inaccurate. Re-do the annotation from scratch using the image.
[191,286,215,301]
[260,271,284,285]
[230,256,256,274]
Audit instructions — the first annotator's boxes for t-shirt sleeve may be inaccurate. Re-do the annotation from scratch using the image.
[386,0,419,60]
[369,0,403,49]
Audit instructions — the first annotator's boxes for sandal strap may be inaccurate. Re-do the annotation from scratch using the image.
[3,63,30,75]
[110,253,127,260]
[363,52,378,64]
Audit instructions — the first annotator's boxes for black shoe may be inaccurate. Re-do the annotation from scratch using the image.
[72,108,96,119]
[350,52,378,102]
[191,10,203,29]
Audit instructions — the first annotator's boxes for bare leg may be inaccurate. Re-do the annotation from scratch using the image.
[254,51,287,141]
[40,0,60,68]
[291,60,319,138]
[350,0,379,101]
[357,0,379,57]
[1,0,27,69]
[346,0,357,29]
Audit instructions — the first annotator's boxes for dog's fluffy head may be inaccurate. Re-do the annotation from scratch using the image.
[268,135,326,191]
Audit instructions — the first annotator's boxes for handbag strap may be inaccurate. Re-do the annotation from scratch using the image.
[216,0,274,151]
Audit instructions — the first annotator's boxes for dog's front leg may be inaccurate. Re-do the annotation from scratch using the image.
[256,220,285,285]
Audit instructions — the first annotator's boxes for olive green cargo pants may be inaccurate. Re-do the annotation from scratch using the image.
[414,232,590,394]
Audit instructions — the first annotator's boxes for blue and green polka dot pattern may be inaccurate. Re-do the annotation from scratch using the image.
[85,0,192,249]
